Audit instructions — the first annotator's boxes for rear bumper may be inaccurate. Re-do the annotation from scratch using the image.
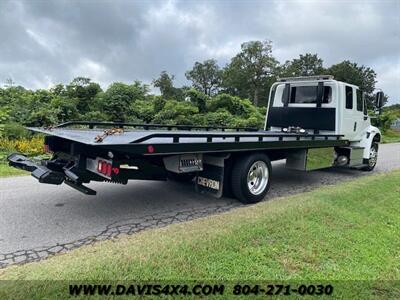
[7,153,65,185]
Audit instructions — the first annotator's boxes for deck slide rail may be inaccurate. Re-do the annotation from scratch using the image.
[55,121,258,132]
[130,132,344,144]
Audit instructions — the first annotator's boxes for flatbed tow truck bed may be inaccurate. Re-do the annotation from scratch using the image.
[8,121,350,201]
[27,121,348,156]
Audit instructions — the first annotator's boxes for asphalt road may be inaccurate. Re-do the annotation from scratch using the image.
[0,143,399,267]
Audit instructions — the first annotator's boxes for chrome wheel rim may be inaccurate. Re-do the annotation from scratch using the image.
[247,161,269,195]
[369,146,378,167]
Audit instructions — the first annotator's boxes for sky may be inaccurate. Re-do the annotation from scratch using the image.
[1,0,399,104]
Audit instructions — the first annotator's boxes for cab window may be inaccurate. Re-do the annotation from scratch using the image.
[356,89,363,112]
[281,86,332,104]
[345,86,353,109]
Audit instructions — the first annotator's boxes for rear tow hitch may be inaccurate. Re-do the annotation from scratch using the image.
[8,153,64,185]
[7,153,96,195]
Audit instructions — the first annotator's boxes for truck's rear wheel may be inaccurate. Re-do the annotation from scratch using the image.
[361,142,378,171]
[231,153,271,204]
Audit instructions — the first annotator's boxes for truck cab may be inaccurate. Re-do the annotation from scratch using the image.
[265,75,381,165]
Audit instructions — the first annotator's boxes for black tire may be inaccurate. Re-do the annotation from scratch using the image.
[361,142,379,171]
[231,153,272,204]
[167,171,195,182]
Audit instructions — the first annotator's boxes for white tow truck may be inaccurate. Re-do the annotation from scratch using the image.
[8,75,384,203]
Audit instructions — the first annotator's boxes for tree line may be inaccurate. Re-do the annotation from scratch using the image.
[0,40,387,138]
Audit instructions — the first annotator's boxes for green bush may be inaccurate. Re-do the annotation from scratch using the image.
[0,78,271,133]
[153,101,199,125]
[204,109,235,127]
[130,100,154,123]
[2,123,31,139]
[0,136,44,156]
[208,94,256,117]
[185,89,208,113]
[373,110,400,132]
[82,111,108,122]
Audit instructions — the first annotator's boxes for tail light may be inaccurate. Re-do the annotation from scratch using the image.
[101,162,107,174]
[97,160,119,177]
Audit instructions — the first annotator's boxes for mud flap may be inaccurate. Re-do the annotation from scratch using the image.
[195,163,224,198]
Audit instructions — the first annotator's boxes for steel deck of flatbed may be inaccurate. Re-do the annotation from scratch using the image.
[29,122,349,156]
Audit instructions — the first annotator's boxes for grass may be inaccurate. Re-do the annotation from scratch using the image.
[0,136,44,177]
[382,129,400,144]
[0,170,399,298]
[0,162,27,177]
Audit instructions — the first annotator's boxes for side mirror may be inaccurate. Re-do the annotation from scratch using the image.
[375,91,384,108]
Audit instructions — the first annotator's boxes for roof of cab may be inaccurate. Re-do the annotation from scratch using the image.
[275,75,360,89]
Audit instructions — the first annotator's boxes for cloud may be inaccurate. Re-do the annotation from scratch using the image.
[0,0,398,104]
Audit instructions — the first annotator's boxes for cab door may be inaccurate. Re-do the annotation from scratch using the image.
[352,88,365,139]
[342,85,358,140]
[356,89,371,138]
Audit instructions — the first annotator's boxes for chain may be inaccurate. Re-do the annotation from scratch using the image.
[94,128,124,143]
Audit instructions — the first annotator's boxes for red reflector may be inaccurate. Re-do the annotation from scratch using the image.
[106,163,112,177]
[112,167,119,175]
[147,145,155,153]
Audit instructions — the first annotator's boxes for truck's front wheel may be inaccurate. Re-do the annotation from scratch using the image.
[231,153,272,204]
[361,142,379,171]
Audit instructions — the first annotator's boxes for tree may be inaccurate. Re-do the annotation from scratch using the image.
[222,40,278,106]
[0,108,10,137]
[153,100,199,125]
[130,100,154,123]
[152,71,186,101]
[280,53,324,77]
[208,93,263,121]
[50,84,66,96]
[327,61,377,107]
[185,89,207,113]
[185,59,222,96]
[66,77,102,113]
[153,71,176,99]
[130,80,150,100]
[50,96,79,123]
[101,81,148,122]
